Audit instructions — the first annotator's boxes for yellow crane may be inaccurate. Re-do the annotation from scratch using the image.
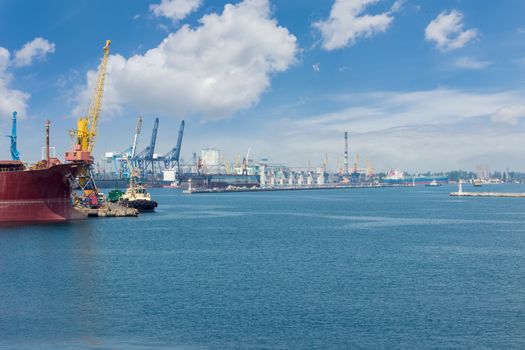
[66,40,111,162]
[66,40,111,208]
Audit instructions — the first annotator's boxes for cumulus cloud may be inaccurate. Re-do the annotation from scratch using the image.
[75,0,297,120]
[0,47,30,117]
[14,37,55,67]
[425,10,478,52]
[150,0,202,22]
[454,56,490,70]
[313,0,394,51]
[492,105,525,125]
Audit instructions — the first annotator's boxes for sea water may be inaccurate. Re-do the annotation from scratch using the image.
[1,185,525,349]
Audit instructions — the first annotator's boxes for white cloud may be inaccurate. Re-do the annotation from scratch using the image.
[0,47,30,117]
[14,37,55,67]
[312,63,320,72]
[390,0,405,13]
[425,10,478,52]
[263,89,525,171]
[492,105,525,125]
[313,0,394,51]
[454,56,490,70]
[150,0,202,22]
[75,0,297,120]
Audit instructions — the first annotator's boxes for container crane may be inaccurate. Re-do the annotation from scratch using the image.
[160,120,185,178]
[66,40,111,207]
[7,111,20,161]
[134,118,159,179]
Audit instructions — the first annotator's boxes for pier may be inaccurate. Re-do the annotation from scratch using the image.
[450,180,525,198]
[450,192,525,198]
[75,202,138,217]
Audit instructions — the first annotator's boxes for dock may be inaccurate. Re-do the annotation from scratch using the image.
[75,202,138,217]
[449,180,525,198]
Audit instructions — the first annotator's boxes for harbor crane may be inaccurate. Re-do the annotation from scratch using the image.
[133,117,159,179]
[111,116,142,177]
[66,40,111,207]
[159,120,185,182]
[7,111,20,161]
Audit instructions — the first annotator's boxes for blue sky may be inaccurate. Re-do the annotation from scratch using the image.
[0,0,524,172]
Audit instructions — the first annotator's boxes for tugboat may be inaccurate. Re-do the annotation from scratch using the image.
[119,158,158,212]
[119,183,158,212]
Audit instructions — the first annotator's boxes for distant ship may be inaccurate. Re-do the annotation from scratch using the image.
[425,179,442,187]
[383,170,448,185]
[0,161,82,223]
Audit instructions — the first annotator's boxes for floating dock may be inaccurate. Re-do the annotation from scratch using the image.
[75,202,138,217]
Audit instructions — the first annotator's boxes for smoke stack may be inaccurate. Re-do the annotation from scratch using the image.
[344,132,349,174]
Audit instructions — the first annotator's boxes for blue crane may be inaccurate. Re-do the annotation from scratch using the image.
[160,120,185,179]
[7,111,20,161]
[134,118,159,178]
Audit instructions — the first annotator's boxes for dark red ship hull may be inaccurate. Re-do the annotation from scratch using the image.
[0,163,81,223]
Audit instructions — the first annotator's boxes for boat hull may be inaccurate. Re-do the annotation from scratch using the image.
[121,199,158,212]
[0,163,81,223]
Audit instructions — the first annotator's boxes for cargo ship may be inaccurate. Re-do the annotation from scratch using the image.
[0,160,82,223]
[383,170,448,186]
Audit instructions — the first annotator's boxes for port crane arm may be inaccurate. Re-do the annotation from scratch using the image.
[86,40,111,153]
[161,120,185,167]
[131,116,142,158]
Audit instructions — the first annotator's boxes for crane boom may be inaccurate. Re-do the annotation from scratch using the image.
[131,116,142,158]
[87,40,111,153]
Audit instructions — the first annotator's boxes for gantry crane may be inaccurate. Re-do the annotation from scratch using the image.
[66,40,111,207]
[133,118,159,179]
[158,120,185,180]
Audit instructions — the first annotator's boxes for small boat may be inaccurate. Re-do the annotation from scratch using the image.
[425,179,442,187]
[120,183,158,212]
[473,179,483,187]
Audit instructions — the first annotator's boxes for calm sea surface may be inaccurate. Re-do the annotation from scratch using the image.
[1,185,525,349]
